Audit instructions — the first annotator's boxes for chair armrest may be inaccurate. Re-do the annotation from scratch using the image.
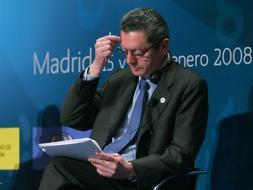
[153,169,207,190]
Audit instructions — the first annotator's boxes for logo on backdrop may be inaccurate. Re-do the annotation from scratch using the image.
[0,128,20,170]
[33,46,252,75]
[173,46,252,68]
[33,48,127,75]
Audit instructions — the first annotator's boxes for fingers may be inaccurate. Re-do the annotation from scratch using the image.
[96,35,121,44]
[90,34,120,76]
[91,161,115,177]
[95,41,114,58]
[88,152,116,166]
[88,152,119,165]
[88,152,134,179]
[88,156,116,178]
[96,152,120,161]
[89,157,115,170]
[96,35,121,51]
[95,35,120,57]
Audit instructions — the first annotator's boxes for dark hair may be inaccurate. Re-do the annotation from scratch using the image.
[120,8,169,46]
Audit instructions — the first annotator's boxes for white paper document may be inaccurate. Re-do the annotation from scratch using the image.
[38,138,102,160]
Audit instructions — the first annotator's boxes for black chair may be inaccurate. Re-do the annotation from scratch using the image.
[153,169,207,190]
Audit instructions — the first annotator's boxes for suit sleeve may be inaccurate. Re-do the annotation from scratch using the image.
[60,76,102,130]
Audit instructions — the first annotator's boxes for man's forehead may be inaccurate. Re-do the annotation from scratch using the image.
[120,31,149,47]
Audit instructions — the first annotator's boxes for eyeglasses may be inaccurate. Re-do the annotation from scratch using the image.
[117,44,156,58]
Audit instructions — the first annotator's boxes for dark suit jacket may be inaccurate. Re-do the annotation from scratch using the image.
[61,61,208,189]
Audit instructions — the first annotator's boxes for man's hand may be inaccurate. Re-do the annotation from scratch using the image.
[88,152,135,179]
[89,35,121,77]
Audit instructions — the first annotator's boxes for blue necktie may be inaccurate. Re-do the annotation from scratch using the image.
[103,79,149,153]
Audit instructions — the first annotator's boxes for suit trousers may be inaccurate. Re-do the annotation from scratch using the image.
[39,157,137,190]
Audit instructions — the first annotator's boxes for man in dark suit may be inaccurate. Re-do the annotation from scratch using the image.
[39,8,208,190]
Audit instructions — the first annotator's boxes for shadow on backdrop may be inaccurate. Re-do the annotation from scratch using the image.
[12,105,63,190]
[211,83,253,190]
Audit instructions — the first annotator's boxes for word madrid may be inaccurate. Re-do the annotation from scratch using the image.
[33,48,126,75]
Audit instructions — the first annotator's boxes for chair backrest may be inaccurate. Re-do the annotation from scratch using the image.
[153,169,207,190]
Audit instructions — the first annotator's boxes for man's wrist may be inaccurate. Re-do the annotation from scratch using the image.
[127,162,136,178]
[89,62,103,77]
[82,67,99,81]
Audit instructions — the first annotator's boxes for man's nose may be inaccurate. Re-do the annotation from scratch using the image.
[126,53,137,65]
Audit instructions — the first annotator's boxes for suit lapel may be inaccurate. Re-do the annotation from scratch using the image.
[138,62,177,137]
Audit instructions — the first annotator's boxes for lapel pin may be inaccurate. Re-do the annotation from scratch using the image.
[160,97,166,103]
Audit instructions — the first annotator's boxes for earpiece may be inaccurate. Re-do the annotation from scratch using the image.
[150,71,162,84]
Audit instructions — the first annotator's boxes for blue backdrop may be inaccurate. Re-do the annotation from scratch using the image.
[0,0,252,189]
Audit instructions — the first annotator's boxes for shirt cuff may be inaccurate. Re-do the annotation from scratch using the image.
[82,67,99,81]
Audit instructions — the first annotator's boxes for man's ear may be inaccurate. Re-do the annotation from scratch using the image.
[160,38,169,55]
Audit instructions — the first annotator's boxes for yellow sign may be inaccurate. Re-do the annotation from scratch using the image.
[0,128,20,170]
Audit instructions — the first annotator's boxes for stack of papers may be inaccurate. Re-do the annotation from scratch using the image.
[38,138,102,160]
